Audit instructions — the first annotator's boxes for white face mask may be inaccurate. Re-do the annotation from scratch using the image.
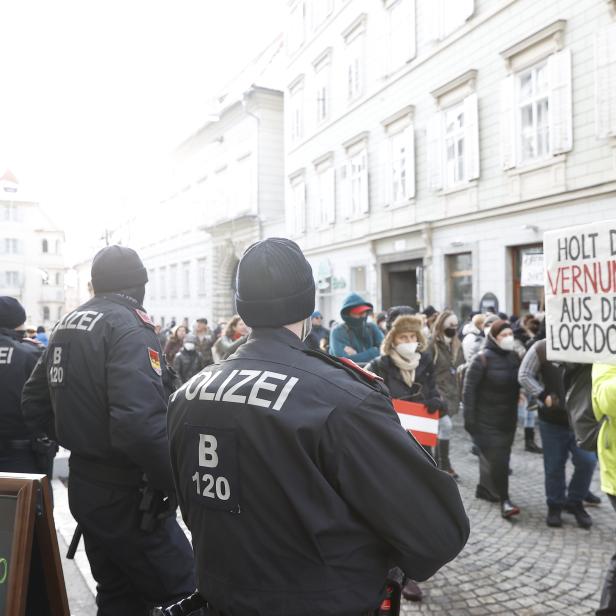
[183,343,195,351]
[396,342,418,359]
[499,335,515,351]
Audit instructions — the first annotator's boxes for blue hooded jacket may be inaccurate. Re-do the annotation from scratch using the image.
[329,292,384,364]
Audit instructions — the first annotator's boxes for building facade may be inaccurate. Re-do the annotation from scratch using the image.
[0,170,65,328]
[133,37,286,328]
[285,0,616,322]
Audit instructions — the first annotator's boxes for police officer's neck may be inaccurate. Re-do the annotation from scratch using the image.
[283,322,303,339]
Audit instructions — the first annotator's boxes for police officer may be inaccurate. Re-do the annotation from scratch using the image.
[167,238,469,616]
[0,297,42,472]
[22,245,195,616]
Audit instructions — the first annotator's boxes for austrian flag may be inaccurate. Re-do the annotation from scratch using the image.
[392,399,440,447]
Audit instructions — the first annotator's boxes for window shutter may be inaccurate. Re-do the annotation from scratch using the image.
[298,182,307,234]
[287,186,296,235]
[406,125,416,199]
[426,112,444,191]
[381,139,391,206]
[463,93,480,181]
[595,24,616,139]
[500,75,516,169]
[428,0,444,41]
[548,48,573,155]
[460,0,474,22]
[360,151,370,214]
[326,167,336,224]
[340,164,351,220]
[408,0,417,60]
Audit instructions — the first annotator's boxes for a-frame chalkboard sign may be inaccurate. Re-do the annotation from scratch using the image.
[0,473,69,616]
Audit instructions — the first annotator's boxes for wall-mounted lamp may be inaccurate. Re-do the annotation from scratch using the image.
[522,224,540,233]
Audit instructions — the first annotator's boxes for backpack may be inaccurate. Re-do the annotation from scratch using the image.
[564,364,606,452]
[456,352,487,398]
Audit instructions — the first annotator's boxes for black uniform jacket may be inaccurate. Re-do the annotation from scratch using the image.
[167,328,469,616]
[0,328,40,440]
[462,337,520,437]
[22,293,175,491]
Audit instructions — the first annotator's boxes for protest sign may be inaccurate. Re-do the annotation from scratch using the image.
[521,252,544,287]
[544,220,616,365]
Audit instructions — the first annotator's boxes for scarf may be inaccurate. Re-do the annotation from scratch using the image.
[390,350,421,388]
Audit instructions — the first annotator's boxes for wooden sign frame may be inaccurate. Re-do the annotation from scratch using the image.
[0,473,69,616]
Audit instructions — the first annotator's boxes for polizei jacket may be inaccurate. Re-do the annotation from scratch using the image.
[167,327,469,616]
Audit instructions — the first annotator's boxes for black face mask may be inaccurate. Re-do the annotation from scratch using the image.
[444,327,457,338]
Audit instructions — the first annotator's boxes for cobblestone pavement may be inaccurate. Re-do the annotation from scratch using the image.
[402,419,615,615]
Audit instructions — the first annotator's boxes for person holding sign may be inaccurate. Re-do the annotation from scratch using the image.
[365,313,445,603]
[463,319,521,518]
[167,238,469,616]
[21,246,195,616]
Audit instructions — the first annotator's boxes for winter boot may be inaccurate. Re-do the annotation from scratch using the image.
[436,440,459,480]
[524,427,543,454]
[546,506,562,527]
[401,578,423,602]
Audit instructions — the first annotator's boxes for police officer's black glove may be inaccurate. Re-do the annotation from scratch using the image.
[425,398,442,414]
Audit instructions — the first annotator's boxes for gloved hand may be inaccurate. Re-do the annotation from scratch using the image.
[425,398,442,414]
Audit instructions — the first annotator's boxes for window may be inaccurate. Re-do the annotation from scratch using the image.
[313,50,332,124]
[55,239,61,254]
[235,154,254,214]
[57,306,63,320]
[595,23,616,138]
[500,26,572,169]
[386,0,416,73]
[288,0,306,55]
[289,79,305,143]
[343,16,366,103]
[169,264,178,299]
[430,0,474,41]
[1,204,20,221]
[182,262,191,298]
[350,265,367,293]
[2,271,20,287]
[446,253,473,321]
[314,165,335,228]
[3,238,21,254]
[512,244,544,315]
[197,259,207,296]
[42,239,48,253]
[42,306,50,321]
[444,103,466,186]
[427,92,479,191]
[159,267,167,299]
[288,177,307,236]
[311,0,333,30]
[518,62,550,163]
[55,272,61,286]
[386,124,415,204]
[345,149,369,218]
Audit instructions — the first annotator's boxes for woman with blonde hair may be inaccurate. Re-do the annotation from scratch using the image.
[429,310,464,478]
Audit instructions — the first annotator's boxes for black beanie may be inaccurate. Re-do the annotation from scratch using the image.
[91,245,148,293]
[235,238,315,327]
[0,297,26,328]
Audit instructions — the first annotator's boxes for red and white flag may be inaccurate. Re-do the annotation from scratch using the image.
[392,399,439,447]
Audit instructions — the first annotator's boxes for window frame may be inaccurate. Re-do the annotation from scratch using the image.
[443,102,466,188]
[517,60,550,165]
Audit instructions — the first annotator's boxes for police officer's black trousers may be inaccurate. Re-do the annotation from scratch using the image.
[68,472,196,616]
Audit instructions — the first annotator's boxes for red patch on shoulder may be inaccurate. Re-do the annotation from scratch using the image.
[339,357,383,382]
[135,309,154,327]
[148,347,162,376]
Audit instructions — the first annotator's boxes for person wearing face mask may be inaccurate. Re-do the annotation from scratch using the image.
[463,319,522,519]
[329,292,384,365]
[173,334,204,384]
[429,310,465,479]
[167,238,470,616]
[365,314,445,605]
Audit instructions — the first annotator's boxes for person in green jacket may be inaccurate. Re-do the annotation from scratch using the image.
[592,363,616,615]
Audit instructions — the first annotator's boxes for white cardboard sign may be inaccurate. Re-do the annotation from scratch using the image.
[544,219,616,365]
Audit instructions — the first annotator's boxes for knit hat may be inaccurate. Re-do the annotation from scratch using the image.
[91,245,148,293]
[385,305,415,331]
[382,314,427,355]
[0,297,26,328]
[235,238,315,327]
[489,319,512,339]
[484,313,500,329]
[422,305,438,318]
